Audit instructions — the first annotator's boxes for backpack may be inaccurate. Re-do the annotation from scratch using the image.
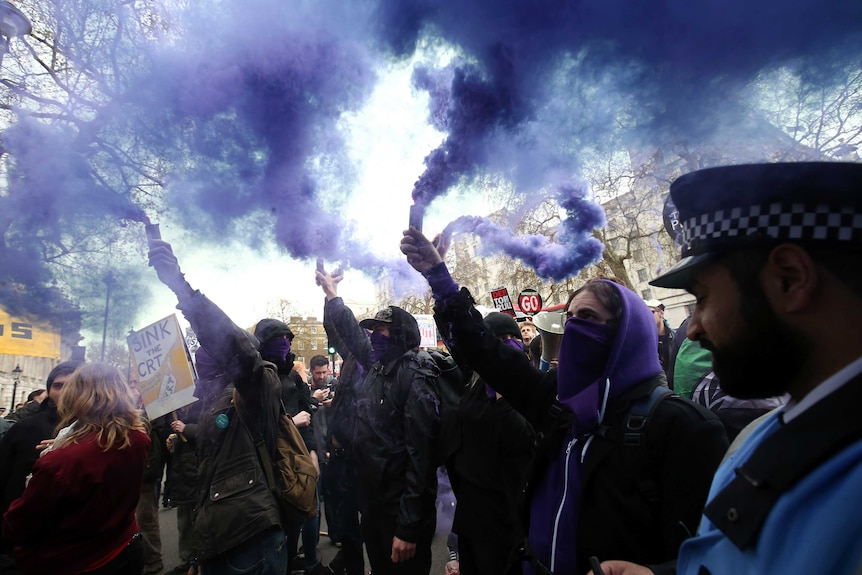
[419,349,465,462]
[423,349,464,415]
[233,389,319,523]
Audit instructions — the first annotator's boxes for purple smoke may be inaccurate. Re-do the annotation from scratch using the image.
[127,4,378,260]
[1,0,860,334]
[411,60,518,206]
[443,181,606,280]
[386,0,862,280]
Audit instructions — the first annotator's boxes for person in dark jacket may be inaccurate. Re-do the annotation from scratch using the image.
[441,311,535,575]
[316,269,367,575]
[401,228,729,575]
[136,411,168,575]
[3,390,44,425]
[0,360,82,574]
[645,300,675,377]
[148,239,288,575]
[318,268,440,575]
[253,319,324,575]
[166,399,202,574]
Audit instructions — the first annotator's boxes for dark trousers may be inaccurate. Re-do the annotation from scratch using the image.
[135,482,162,570]
[287,493,321,571]
[176,503,196,563]
[203,528,288,575]
[326,452,364,575]
[321,462,340,543]
[456,533,511,575]
[361,509,434,575]
[81,534,145,575]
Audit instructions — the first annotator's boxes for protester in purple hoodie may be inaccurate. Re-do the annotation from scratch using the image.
[401,229,728,575]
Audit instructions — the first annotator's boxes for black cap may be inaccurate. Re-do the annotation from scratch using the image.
[652,162,862,289]
[359,307,395,330]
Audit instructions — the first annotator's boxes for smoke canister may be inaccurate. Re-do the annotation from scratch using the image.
[145,223,161,245]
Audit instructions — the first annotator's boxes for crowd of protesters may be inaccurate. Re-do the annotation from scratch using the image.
[1,161,861,575]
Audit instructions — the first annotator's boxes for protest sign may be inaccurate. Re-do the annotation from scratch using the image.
[414,314,438,348]
[128,314,197,420]
[490,286,516,316]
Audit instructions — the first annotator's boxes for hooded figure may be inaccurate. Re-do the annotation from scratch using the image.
[326,303,441,575]
[437,310,534,575]
[254,319,296,368]
[253,318,320,573]
[253,319,313,433]
[422,266,728,575]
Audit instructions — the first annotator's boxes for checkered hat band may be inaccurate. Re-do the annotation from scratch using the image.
[681,202,862,255]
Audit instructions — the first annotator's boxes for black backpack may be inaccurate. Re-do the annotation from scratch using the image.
[418,348,466,462]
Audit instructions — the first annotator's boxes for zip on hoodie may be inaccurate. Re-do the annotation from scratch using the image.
[549,379,611,572]
[550,435,578,572]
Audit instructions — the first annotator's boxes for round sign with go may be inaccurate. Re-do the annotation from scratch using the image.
[517,289,543,316]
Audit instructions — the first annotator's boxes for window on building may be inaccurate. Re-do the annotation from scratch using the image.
[312,341,318,350]
[296,341,305,351]
[637,268,649,283]
[641,288,653,300]
[310,327,317,334]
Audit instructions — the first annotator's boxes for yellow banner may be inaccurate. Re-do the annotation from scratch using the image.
[127,314,197,420]
[0,308,61,359]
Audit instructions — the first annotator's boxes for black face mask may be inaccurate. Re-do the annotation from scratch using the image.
[370,331,390,364]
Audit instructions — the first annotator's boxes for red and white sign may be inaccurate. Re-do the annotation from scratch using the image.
[413,314,438,348]
[517,289,543,316]
[490,286,516,317]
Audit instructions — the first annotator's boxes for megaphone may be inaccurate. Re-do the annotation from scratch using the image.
[532,311,566,370]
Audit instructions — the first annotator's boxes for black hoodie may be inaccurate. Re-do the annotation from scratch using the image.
[254,318,315,452]
[326,299,441,543]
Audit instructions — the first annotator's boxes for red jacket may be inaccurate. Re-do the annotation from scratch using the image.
[2,429,150,575]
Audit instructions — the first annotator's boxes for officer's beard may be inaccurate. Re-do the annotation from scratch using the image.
[704,282,810,400]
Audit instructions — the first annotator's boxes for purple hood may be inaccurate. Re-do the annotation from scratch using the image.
[527,280,662,574]
[557,280,662,433]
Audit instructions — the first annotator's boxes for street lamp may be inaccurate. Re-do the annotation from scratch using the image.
[100,271,114,362]
[0,1,31,68]
[10,363,22,412]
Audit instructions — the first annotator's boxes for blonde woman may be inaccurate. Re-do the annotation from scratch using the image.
[3,363,151,575]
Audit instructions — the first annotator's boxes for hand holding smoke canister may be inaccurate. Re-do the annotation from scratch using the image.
[409,203,424,232]
[146,223,194,299]
[145,223,161,246]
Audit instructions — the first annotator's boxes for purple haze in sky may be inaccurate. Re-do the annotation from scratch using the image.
[444,182,606,281]
[388,0,861,279]
[1,0,860,326]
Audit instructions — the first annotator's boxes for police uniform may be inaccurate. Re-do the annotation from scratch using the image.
[651,162,862,575]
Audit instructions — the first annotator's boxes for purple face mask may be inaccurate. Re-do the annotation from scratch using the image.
[370,331,390,364]
[261,337,292,362]
[557,317,614,400]
[502,338,525,353]
[556,317,616,436]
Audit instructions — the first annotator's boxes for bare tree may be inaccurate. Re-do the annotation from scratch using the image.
[264,298,302,324]
[0,1,172,345]
[751,64,862,161]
